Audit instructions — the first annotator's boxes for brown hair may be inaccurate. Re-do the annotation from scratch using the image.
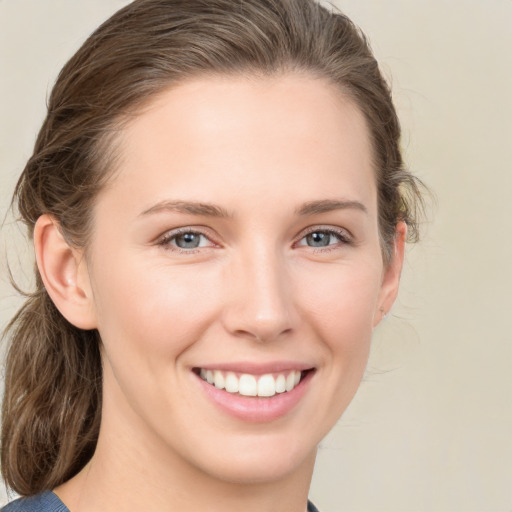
[2,0,425,496]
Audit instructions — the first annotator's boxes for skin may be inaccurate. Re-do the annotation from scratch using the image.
[35,73,406,512]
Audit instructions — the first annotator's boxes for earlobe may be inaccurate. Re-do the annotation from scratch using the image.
[34,214,97,330]
[373,222,407,328]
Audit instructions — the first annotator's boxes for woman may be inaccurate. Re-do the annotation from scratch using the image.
[1,0,424,511]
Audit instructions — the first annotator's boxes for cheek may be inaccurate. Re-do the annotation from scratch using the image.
[296,261,381,389]
[298,260,382,336]
[91,259,223,366]
[265,261,380,440]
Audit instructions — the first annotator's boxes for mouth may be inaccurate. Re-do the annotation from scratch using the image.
[193,365,315,422]
[193,367,314,398]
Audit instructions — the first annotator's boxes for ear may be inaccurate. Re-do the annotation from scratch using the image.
[373,221,407,327]
[34,214,97,330]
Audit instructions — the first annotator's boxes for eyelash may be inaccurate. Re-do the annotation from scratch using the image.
[295,226,353,252]
[155,226,353,254]
[156,228,217,254]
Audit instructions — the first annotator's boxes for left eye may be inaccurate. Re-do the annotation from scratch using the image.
[163,231,212,250]
[298,230,346,248]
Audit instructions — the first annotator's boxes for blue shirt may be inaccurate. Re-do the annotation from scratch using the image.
[2,491,320,511]
[1,493,69,512]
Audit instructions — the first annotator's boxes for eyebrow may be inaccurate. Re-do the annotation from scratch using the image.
[296,199,368,216]
[140,198,367,219]
[140,200,232,218]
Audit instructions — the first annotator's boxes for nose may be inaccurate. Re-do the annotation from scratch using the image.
[221,247,298,343]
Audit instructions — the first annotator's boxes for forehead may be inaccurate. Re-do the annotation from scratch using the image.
[100,73,376,218]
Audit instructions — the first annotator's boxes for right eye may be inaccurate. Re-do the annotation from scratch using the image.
[157,229,216,252]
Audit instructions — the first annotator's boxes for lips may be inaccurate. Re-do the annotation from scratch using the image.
[192,364,315,422]
[198,368,303,397]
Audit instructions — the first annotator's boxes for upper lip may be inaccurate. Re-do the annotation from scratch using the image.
[192,361,315,375]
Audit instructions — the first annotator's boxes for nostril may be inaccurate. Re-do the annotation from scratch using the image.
[233,326,293,343]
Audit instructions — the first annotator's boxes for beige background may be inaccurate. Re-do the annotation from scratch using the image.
[1,1,511,511]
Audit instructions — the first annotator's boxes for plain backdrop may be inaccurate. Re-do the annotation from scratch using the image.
[1,1,511,511]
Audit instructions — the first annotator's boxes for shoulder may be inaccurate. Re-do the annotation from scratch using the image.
[307,500,320,512]
[1,492,69,512]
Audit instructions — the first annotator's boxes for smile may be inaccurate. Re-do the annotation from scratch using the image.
[193,364,315,422]
[197,368,304,397]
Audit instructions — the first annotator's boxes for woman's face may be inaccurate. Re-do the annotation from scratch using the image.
[83,74,403,484]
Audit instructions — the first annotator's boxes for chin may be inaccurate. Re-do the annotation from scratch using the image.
[185,431,318,485]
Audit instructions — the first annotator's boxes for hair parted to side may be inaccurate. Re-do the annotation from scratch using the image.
[2,0,425,497]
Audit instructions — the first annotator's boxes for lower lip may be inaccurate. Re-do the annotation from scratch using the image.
[195,371,314,423]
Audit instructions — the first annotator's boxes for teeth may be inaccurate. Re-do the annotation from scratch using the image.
[225,372,239,393]
[213,370,225,389]
[275,374,286,393]
[239,374,257,396]
[198,369,304,397]
[257,374,276,397]
[285,372,295,392]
